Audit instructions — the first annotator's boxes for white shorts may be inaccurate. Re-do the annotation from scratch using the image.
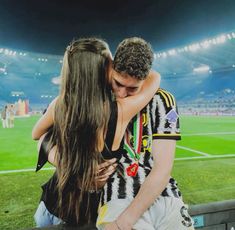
[97,196,194,230]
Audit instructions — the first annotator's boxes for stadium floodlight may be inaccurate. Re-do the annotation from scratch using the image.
[200,40,210,49]
[0,67,6,72]
[227,34,232,40]
[184,46,188,51]
[189,43,200,52]
[11,91,24,97]
[162,52,167,58]
[168,49,176,55]
[216,35,226,44]
[4,49,9,55]
[52,76,61,85]
[193,65,210,73]
[177,48,185,53]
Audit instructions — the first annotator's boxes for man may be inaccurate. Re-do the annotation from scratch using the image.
[97,37,194,230]
[1,105,7,128]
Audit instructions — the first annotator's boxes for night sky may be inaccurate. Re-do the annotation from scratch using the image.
[0,0,235,55]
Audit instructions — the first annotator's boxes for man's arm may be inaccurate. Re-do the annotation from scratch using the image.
[105,139,176,230]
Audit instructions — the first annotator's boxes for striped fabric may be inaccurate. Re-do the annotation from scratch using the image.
[101,89,182,205]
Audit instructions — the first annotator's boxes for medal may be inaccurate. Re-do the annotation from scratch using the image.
[126,162,139,177]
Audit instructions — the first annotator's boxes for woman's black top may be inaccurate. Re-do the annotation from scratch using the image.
[35,101,119,226]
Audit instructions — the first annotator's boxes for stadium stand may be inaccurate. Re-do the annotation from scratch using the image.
[1,31,235,114]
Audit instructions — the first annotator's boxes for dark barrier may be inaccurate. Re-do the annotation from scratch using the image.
[189,199,235,230]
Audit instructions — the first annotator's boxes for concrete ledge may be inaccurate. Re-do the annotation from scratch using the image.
[189,200,235,229]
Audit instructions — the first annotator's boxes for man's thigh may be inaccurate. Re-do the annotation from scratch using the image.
[150,196,194,230]
[97,199,155,230]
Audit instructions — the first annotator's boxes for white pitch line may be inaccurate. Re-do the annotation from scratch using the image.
[0,167,55,174]
[176,145,211,156]
[175,154,235,161]
[1,154,235,173]
[183,131,235,136]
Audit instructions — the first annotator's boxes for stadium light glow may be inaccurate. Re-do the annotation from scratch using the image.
[193,65,210,73]
[154,30,235,59]
[162,52,167,58]
[189,43,200,52]
[200,40,210,49]
[52,76,61,85]
[168,49,176,55]
[0,67,6,72]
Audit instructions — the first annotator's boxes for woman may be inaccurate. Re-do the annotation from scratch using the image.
[32,37,160,227]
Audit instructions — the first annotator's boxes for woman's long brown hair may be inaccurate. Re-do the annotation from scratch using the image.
[52,38,111,223]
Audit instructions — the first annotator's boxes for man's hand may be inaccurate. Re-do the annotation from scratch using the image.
[104,220,132,230]
[95,158,117,189]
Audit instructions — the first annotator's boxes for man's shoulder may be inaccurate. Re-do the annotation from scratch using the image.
[154,88,175,100]
[155,88,174,96]
[147,88,177,109]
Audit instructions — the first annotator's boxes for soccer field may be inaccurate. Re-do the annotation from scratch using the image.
[0,115,235,229]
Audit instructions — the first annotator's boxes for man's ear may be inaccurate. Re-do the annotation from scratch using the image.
[107,64,113,84]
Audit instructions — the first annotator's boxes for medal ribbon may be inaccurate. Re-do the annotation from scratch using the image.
[124,112,143,176]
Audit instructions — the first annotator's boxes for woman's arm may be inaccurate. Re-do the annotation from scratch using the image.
[112,71,160,150]
[118,70,160,122]
[32,97,57,140]
[105,139,175,230]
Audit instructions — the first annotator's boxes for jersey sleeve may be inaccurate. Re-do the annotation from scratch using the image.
[152,89,181,140]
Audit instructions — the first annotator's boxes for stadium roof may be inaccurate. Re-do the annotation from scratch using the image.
[0,0,235,55]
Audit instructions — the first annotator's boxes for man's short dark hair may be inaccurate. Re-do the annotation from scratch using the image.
[113,37,154,80]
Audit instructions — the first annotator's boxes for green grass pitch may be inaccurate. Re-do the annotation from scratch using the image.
[0,115,235,229]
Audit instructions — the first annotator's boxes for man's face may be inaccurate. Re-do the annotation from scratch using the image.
[111,69,144,98]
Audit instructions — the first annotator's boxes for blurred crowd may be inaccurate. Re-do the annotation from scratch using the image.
[1,104,15,128]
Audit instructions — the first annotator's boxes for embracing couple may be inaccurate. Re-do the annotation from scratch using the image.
[32,37,194,230]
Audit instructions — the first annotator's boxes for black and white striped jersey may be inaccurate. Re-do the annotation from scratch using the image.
[101,89,182,206]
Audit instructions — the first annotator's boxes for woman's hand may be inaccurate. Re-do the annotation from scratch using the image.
[95,158,118,189]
